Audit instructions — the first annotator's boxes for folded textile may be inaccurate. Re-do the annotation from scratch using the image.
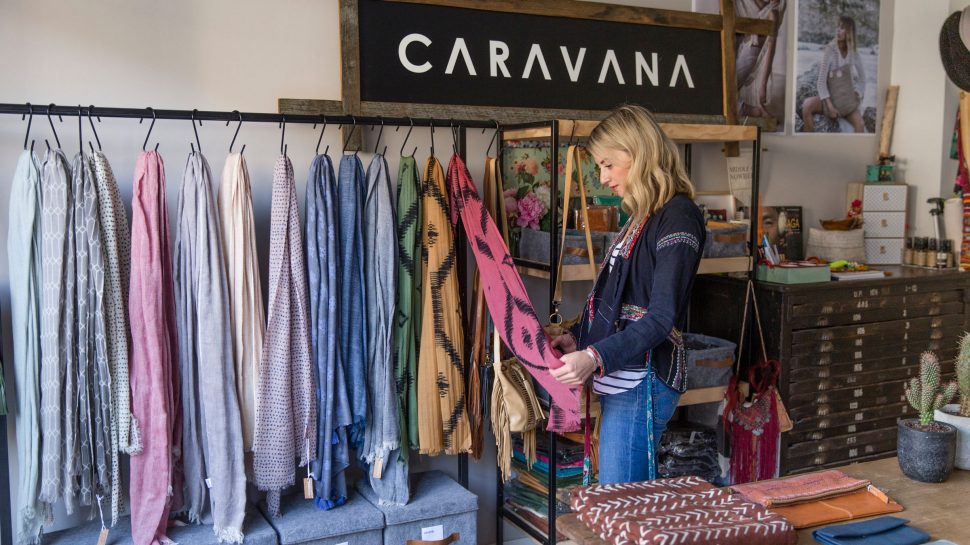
[732,469,870,507]
[572,476,797,545]
[812,516,929,545]
[770,487,903,529]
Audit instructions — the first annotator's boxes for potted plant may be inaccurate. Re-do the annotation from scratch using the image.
[934,333,970,470]
[897,351,958,483]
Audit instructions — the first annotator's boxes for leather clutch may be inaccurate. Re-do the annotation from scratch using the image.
[575,205,618,232]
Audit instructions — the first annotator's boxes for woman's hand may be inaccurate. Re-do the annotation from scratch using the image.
[824,98,838,119]
[550,331,577,354]
[550,350,597,385]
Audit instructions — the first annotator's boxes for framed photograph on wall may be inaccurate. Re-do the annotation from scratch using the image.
[793,0,881,134]
[694,0,789,133]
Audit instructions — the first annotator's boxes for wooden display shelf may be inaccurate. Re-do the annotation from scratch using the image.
[516,256,752,281]
[677,385,728,406]
[502,120,758,143]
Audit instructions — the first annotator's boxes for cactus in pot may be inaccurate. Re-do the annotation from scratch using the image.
[898,351,958,482]
[905,351,958,426]
[935,333,970,470]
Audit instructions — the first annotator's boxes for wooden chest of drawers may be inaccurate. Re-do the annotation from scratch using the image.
[690,267,970,475]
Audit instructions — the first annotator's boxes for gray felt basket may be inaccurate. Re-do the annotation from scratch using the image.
[685,333,737,389]
[518,227,615,265]
[357,471,478,545]
[43,508,278,545]
[260,490,384,545]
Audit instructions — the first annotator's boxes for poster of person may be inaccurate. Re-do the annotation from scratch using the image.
[759,205,804,260]
[794,0,880,133]
[694,0,788,133]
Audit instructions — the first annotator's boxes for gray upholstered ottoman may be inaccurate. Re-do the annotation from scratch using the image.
[260,491,384,545]
[42,508,278,545]
[357,471,478,545]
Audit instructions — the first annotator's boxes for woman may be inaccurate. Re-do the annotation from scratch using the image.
[801,16,867,133]
[550,105,706,484]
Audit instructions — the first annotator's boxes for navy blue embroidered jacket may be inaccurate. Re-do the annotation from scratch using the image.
[573,193,706,392]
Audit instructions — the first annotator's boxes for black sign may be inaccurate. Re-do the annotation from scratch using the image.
[357,1,724,115]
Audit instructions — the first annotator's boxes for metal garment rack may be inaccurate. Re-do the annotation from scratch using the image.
[0,101,497,545]
[494,120,762,545]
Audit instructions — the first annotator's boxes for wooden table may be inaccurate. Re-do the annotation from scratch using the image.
[557,457,970,544]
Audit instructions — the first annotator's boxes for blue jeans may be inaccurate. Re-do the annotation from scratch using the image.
[598,374,681,484]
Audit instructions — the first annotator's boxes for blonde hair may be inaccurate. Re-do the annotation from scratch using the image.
[837,16,857,53]
[586,105,695,225]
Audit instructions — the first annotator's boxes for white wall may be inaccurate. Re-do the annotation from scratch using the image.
[0,1,959,544]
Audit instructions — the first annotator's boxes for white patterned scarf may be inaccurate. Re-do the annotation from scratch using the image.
[174,152,248,542]
[8,150,45,544]
[254,155,317,517]
[217,153,264,455]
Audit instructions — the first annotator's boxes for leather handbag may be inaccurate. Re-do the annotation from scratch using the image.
[491,328,546,482]
[827,66,860,116]
[575,204,619,232]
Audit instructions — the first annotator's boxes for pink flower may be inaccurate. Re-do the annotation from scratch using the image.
[524,158,540,176]
[516,192,546,230]
[504,188,519,217]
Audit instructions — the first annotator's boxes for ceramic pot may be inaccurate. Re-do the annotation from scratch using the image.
[897,418,956,482]
[934,404,970,470]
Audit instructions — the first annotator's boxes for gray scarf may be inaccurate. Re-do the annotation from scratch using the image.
[38,149,73,510]
[8,150,45,544]
[174,152,247,542]
[91,151,135,525]
[362,155,408,505]
[254,155,317,517]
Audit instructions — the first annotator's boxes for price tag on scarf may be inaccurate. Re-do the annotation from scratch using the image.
[372,456,383,479]
[303,439,314,499]
[95,495,109,545]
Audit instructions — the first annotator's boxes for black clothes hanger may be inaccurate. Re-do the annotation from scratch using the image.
[315,115,328,155]
[191,109,203,154]
[228,110,245,154]
[485,120,500,157]
[77,105,83,155]
[398,117,417,157]
[343,117,359,155]
[372,117,386,155]
[22,102,33,150]
[46,103,62,149]
[87,105,102,153]
[140,107,158,151]
[279,115,287,157]
[430,120,435,157]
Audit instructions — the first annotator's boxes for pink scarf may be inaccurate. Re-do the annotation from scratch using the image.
[129,151,182,545]
[446,154,580,432]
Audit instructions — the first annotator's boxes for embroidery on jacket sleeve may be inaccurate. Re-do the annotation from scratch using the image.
[656,231,699,253]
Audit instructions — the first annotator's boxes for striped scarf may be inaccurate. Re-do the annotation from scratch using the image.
[254,155,317,518]
[91,151,136,525]
[217,153,264,455]
[363,155,408,505]
[394,156,421,452]
[38,149,73,509]
[174,152,247,542]
[129,150,182,545]
[446,154,581,433]
[305,154,350,510]
[417,156,471,455]
[8,150,45,544]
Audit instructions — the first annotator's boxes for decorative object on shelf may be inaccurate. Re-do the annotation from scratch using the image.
[724,280,788,485]
[704,220,749,258]
[807,227,866,262]
[759,205,803,260]
[934,332,970,470]
[898,351,958,483]
[684,334,736,390]
[756,261,830,284]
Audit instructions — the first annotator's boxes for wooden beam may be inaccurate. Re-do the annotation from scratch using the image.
[878,86,900,160]
[387,0,775,35]
[276,99,346,117]
[720,0,740,157]
[339,0,363,150]
[502,121,758,143]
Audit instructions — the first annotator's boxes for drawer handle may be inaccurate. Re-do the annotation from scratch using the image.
[883,192,889,201]
[880,245,887,254]
[881,219,888,228]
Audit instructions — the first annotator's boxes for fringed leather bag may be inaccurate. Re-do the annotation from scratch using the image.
[723,280,791,485]
[491,329,546,482]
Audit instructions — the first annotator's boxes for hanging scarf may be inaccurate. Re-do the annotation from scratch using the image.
[217,153,264,455]
[71,152,114,516]
[363,154,408,505]
[445,154,581,432]
[337,154,368,443]
[174,152,247,542]
[417,156,471,455]
[394,156,421,452]
[8,150,45,544]
[305,154,351,510]
[254,155,317,518]
[38,148,74,509]
[91,151,136,526]
[129,150,181,545]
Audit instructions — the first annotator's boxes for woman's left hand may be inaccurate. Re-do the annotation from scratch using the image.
[550,351,597,385]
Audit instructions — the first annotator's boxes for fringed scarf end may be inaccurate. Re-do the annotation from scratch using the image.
[215,526,244,544]
[121,416,144,455]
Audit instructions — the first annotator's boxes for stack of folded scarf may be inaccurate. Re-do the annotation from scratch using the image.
[813,516,929,545]
[505,434,586,534]
[658,424,720,482]
[571,475,797,545]
[731,470,903,529]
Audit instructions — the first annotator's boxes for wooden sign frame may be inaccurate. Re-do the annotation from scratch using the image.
[279,0,776,131]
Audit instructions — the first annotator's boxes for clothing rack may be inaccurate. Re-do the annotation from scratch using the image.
[0,101,498,545]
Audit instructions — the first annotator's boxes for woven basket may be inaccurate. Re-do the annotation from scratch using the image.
[806,227,866,262]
